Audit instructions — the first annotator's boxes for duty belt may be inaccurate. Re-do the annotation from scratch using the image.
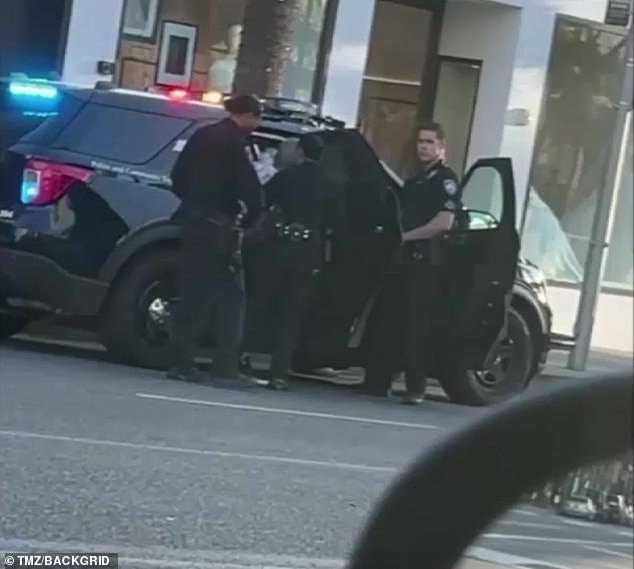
[275,222,314,242]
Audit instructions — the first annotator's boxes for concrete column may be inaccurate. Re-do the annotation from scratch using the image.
[62,0,126,85]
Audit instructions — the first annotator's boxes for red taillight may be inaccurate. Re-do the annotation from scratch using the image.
[21,159,93,205]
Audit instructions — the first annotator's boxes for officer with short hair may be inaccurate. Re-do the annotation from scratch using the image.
[167,94,264,386]
[244,134,344,391]
[364,121,461,404]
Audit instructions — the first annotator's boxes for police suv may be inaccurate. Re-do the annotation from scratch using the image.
[0,76,553,406]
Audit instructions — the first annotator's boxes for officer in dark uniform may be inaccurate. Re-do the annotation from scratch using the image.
[244,134,344,391]
[166,94,264,385]
[364,121,461,404]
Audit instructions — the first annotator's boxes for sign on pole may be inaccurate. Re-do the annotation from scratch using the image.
[606,0,632,26]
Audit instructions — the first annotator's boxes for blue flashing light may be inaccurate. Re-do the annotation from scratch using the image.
[22,110,59,118]
[9,81,59,100]
[21,169,41,204]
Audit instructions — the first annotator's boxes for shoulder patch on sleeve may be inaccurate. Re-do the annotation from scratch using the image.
[443,178,458,196]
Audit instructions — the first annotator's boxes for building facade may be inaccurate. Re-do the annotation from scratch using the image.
[5,0,633,356]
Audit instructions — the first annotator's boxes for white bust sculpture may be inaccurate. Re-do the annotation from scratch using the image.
[208,24,243,94]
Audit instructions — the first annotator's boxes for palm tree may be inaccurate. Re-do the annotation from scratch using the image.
[232,0,300,97]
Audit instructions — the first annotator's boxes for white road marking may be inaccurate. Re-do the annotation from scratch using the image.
[481,533,632,547]
[497,521,561,530]
[619,531,634,538]
[562,519,595,528]
[468,546,573,569]
[513,509,539,517]
[136,392,444,431]
[584,545,634,559]
[0,430,397,474]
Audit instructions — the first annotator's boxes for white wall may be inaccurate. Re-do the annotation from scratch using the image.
[62,0,125,85]
[321,0,376,125]
[499,0,611,219]
[439,0,522,168]
[547,285,633,353]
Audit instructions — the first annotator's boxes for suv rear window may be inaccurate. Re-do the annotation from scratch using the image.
[52,104,191,165]
[0,81,79,161]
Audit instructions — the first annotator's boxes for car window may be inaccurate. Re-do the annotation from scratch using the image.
[145,119,219,176]
[461,165,504,224]
[52,103,191,165]
[15,95,85,148]
[0,83,79,160]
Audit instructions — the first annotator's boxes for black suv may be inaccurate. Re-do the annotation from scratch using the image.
[0,78,552,406]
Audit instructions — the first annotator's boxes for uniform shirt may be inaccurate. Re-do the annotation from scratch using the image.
[264,161,345,235]
[171,118,263,226]
[399,160,461,233]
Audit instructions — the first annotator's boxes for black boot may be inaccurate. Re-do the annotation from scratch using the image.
[166,367,208,383]
[239,354,255,376]
[268,378,290,392]
[400,375,427,405]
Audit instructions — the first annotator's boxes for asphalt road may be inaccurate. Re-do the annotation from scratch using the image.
[1,337,632,569]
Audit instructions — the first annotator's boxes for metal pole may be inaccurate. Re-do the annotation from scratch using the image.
[568,18,634,371]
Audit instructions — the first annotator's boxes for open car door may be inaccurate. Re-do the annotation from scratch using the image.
[438,157,520,370]
[293,129,402,369]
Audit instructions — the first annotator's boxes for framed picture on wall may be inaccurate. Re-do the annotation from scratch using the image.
[156,21,198,88]
[122,0,161,41]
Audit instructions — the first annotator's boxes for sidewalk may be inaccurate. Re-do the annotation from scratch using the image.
[541,348,633,381]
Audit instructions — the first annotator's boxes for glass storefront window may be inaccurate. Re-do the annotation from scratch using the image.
[358,0,435,177]
[119,0,247,93]
[520,17,627,285]
[118,0,331,101]
[280,0,330,101]
[432,57,481,175]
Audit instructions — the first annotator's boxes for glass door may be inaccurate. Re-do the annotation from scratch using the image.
[432,56,481,175]
[357,0,436,177]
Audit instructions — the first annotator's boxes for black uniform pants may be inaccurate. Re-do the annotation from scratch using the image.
[245,239,321,380]
[400,255,439,393]
[169,225,245,378]
[365,251,439,395]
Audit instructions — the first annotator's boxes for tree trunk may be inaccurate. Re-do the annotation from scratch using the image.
[232,0,300,97]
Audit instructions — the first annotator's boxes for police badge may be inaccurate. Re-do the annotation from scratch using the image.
[443,179,458,196]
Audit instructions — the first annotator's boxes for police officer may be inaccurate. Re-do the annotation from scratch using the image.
[244,134,344,391]
[166,94,264,385]
[364,121,461,404]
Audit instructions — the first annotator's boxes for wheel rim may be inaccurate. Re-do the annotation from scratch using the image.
[137,278,178,347]
[474,337,517,389]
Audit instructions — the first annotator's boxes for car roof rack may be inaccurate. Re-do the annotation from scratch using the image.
[260,97,345,130]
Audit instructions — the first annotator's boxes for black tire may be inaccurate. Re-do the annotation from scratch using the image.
[101,249,179,369]
[438,306,534,406]
[0,314,29,339]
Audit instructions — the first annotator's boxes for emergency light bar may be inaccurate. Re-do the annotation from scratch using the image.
[9,80,59,100]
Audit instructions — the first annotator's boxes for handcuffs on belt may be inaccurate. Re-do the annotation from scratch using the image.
[275,221,313,242]
[404,238,447,264]
[404,241,430,262]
